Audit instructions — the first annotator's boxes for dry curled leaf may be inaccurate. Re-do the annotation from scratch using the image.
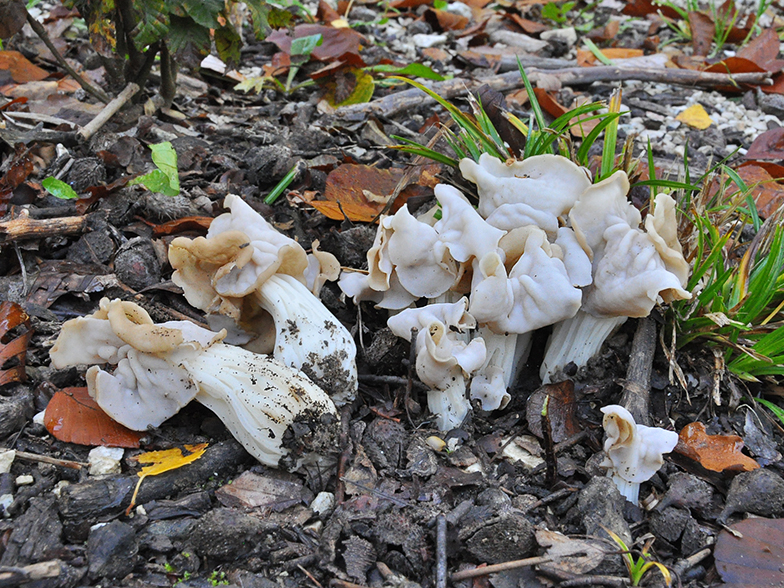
[714,517,784,587]
[675,421,760,473]
[44,387,143,448]
[526,380,581,443]
[0,300,32,385]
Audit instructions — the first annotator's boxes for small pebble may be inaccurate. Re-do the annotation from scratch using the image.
[88,446,124,476]
[0,450,15,474]
[15,475,34,486]
[310,491,336,516]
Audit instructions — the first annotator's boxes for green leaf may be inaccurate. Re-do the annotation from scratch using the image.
[368,63,446,81]
[755,397,784,426]
[131,0,170,49]
[215,25,242,68]
[433,0,448,8]
[245,0,271,38]
[168,15,211,66]
[327,68,375,107]
[583,38,615,65]
[42,177,79,200]
[291,33,322,56]
[129,142,179,197]
[181,0,223,28]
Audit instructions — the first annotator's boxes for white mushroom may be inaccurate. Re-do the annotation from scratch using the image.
[169,194,357,404]
[50,298,338,467]
[600,405,678,504]
[387,299,486,431]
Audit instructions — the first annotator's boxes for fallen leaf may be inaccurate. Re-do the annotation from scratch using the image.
[476,84,526,156]
[675,421,760,472]
[576,47,644,66]
[267,24,364,62]
[323,67,375,107]
[0,50,49,83]
[44,387,143,448]
[713,164,784,218]
[532,88,599,138]
[714,517,784,587]
[215,470,313,510]
[622,0,681,18]
[505,13,548,34]
[0,0,27,39]
[423,8,469,31]
[318,0,342,24]
[127,444,208,514]
[745,127,784,160]
[151,216,214,237]
[0,301,32,385]
[676,103,713,129]
[688,11,715,56]
[526,380,581,443]
[586,19,619,41]
[0,144,35,214]
[536,529,605,575]
[312,164,435,222]
[737,28,782,71]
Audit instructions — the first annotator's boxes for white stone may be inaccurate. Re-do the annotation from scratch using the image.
[88,446,124,476]
[0,450,15,474]
[310,491,336,516]
[446,1,472,19]
[15,475,34,486]
[52,480,70,497]
[0,494,12,516]
[540,27,577,47]
[412,33,448,48]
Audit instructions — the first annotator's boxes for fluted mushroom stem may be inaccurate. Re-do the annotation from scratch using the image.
[540,311,627,383]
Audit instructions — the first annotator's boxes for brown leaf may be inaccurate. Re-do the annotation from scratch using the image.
[720,164,784,218]
[476,84,526,156]
[622,0,681,18]
[313,164,435,222]
[423,8,469,31]
[0,0,27,39]
[745,127,784,160]
[0,50,49,83]
[526,381,581,443]
[44,387,143,448]
[266,25,364,62]
[688,11,714,56]
[675,421,760,473]
[531,88,598,138]
[0,300,32,386]
[215,470,312,510]
[714,517,784,587]
[737,29,782,71]
[505,13,548,34]
[389,0,431,8]
[0,144,35,214]
[151,216,214,237]
[318,0,342,24]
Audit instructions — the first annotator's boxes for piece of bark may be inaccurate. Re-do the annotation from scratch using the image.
[0,497,63,567]
[57,441,249,533]
[619,317,657,426]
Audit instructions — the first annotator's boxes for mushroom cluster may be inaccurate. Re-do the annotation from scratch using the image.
[340,154,690,430]
[50,298,338,467]
[169,194,357,405]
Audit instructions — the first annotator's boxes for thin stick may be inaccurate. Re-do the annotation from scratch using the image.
[450,556,552,581]
[11,450,87,470]
[619,316,657,426]
[436,515,447,588]
[0,211,88,244]
[25,12,111,103]
[78,83,140,141]
[329,580,369,588]
[335,67,773,120]
[559,575,629,587]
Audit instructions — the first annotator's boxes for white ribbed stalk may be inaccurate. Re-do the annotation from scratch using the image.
[610,474,640,505]
[187,344,337,467]
[255,274,357,405]
[428,375,471,432]
[540,311,627,383]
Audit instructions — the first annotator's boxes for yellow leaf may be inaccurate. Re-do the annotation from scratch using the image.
[676,104,712,130]
[126,444,208,515]
[330,18,350,28]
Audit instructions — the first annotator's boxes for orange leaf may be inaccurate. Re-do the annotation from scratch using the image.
[531,89,598,138]
[151,216,213,237]
[423,8,469,31]
[724,164,784,218]
[44,387,143,448]
[0,51,49,83]
[309,200,384,223]
[0,301,32,386]
[505,13,548,34]
[576,47,644,66]
[675,421,760,472]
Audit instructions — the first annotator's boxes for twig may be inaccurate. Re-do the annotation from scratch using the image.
[297,565,324,588]
[450,556,552,581]
[10,450,88,470]
[338,477,411,507]
[25,12,110,104]
[78,82,140,141]
[559,575,629,587]
[334,67,773,120]
[436,515,447,588]
[357,374,428,392]
[541,396,558,487]
[334,405,353,505]
[619,317,657,426]
[329,581,369,588]
[0,211,88,244]
[0,560,63,586]
[522,486,579,512]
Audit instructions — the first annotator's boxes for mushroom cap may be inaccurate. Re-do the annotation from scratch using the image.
[415,320,486,390]
[470,227,583,334]
[304,239,340,296]
[459,153,592,233]
[169,194,308,303]
[600,405,678,484]
[645,193,690,292]
[387,298,477,341]
[433,184,506,263]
